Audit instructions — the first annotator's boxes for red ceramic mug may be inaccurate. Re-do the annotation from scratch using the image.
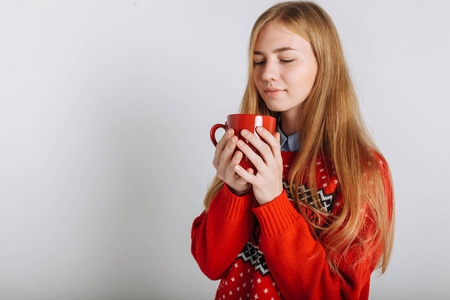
[210,114,276,172]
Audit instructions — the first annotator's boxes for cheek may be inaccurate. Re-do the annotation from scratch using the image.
[290,67,316,87]
[253,69,260,80]
[305,62,318,85]
[253,70,263,88]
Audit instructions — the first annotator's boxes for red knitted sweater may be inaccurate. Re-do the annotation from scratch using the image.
[191,151,392,299]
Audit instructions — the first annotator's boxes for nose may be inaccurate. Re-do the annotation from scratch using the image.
[261,59,279,82]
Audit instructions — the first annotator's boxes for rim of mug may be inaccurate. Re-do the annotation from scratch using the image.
[227,114,276,119]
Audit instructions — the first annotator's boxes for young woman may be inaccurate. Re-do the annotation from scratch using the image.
[191,1,394,299]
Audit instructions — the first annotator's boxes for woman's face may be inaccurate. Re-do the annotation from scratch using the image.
[253,21,318,117]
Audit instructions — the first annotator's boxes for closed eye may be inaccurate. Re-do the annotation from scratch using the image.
[254,59,294,65]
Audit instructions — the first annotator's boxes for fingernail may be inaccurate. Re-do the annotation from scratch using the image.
[241,129,248,136]
[257,127,263,132]
[230,136,237,143]
[227,129,233,135]
[238,140,244,146]
[235,165,241,171]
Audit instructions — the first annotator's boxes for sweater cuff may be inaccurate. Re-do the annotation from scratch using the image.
[252,190,300,238]
[210,184,253,221]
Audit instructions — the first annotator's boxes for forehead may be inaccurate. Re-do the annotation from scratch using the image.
[254,21,311,53]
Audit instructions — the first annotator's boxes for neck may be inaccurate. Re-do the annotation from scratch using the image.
[280,109,301,136]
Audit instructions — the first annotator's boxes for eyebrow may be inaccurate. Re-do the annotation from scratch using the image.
[254,47,297,55]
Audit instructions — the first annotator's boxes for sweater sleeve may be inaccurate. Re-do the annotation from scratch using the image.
[191,184,254,280]
[252,178,392,300]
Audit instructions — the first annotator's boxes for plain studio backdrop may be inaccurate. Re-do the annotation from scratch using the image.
[1,0,449,299]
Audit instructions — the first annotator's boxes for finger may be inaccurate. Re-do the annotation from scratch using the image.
[226,150,243,176]
[234,164,256,184]
[226,152,250,186]
[273,132,283,162]
[216,128,234,151]
[256,127,282,161]
[256,127,281,153]
[275,131,281,144]
[241,129,274,164]
[219,134,239,167]
[233,165,253,186]
[236,139,266,171]
[255,127,282,164]
[213,129,234,167]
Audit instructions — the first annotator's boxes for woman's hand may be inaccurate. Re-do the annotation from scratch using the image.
[234,127,283,205]
[213,128,253,196]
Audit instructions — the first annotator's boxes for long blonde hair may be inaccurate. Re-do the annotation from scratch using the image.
[204,1,394,275]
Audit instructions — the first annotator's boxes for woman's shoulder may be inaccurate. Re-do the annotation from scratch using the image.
[365,150,391,181]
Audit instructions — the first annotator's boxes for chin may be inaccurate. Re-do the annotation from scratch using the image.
[265,103,288,113]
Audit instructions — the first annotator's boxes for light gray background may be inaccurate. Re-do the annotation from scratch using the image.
[1,0,449,299]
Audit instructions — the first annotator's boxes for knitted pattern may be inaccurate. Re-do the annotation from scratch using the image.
[192,151,391,299]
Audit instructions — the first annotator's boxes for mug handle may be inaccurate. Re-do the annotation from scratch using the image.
[210,123,227,146]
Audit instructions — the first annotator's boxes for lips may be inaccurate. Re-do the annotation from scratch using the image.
[265,87,285,92]
[264,88,286,96]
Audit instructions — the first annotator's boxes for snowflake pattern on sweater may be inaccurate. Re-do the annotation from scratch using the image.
[213,154,339,299]
[192,150,391,299]
[215,242,282,300]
